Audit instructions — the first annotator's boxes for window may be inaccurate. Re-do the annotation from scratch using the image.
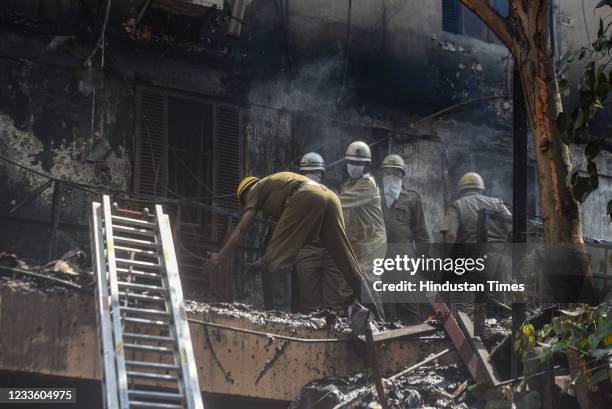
[134,86,242,288]
[442,0,508,43]
[442,0,463,34]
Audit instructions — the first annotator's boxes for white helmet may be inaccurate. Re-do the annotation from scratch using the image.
[345,141,371,163]
[299,152,325,172]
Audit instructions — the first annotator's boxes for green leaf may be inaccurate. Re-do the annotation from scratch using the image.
[589,368,610,385]
[571,369,586,386]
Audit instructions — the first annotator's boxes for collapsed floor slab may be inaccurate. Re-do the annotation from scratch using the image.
[0,279,455,401]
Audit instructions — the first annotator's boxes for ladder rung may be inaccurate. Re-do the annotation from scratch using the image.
[128,389,183,401]
[114,235,158,248]
[112,215,156,227]
[118,282,166,291]
[118,292,165,302]
[127,371,178,381]
[121,306,169,317]
[124,333,174,342]
[123,317,169,327]
[116,258,162,270]
[111,224,156,237]
[114,245,158,256]
[129,400,182,409]
[124,343,173,353]
[116,268,160,278]
[125,360,178,370]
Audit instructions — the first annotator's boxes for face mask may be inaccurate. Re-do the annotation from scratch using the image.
[304,173,322,182]
[346,164,365,179]
[383,175,402,207]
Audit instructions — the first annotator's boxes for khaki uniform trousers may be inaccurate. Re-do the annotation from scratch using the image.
[296,245,354,313]
[262,183,378,315]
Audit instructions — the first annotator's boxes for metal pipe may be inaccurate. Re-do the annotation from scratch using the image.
[227,0,247,38]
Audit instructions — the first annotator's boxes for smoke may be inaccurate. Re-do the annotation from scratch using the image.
[247,55,345,113]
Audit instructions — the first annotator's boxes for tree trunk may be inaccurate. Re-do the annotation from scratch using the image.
[460,0,596,302]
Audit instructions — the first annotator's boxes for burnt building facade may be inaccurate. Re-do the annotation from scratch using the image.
[0,0,610,301]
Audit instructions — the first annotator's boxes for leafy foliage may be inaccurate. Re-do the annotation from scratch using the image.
[557,13,612,204]
[535,304,611,386]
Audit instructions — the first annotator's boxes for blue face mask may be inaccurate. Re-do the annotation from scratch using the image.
[346,164,365,179]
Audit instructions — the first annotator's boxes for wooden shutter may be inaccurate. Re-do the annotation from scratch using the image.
[213,105,242,241]
[442,0,462,34]
[134,88,168,197]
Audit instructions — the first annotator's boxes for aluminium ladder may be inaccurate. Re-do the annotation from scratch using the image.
[90,195,204,409]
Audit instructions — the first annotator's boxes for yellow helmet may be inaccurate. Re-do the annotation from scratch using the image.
[380,154,406,175]
[237,176,260,202]
[459,172,485,191]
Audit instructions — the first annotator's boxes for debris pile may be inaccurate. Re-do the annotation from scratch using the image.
[0,250,92,293]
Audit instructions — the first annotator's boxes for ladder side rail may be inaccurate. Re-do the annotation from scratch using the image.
[102,195,131,409]
[155,204,204,409]
[91,202,120,409]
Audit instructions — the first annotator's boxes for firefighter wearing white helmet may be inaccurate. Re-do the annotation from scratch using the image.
[295,152,353,313]
[338,141,387,317]
[299,152,325,183]
[379,154,430,323]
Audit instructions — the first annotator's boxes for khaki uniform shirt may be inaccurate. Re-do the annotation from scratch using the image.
[440,191,511,243]
[243,172,310,221]
[339,174,387,278]
[382,188,430,256]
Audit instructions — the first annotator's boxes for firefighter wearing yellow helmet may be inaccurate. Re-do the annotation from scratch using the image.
[295,153,353,313]
[440,172,510,244]
[338,141,387,317]
[379,154,430,323]
[210,171,381,317]
[439,171,512,318]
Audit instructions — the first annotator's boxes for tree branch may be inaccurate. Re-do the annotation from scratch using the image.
[459,0,514,50]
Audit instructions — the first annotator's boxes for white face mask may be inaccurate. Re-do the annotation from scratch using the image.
[383,175,402,207]
[346,164,365,179]
[304,172,322,182]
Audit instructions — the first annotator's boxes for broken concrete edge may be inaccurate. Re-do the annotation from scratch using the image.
[0,278,457,402]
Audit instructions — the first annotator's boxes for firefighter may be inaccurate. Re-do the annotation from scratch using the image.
[295,153,353,313]
[440,172,511,245]
[379,153,430,322]
[338,141,387,316]
[439,172,512,317]
[207,171,381,317]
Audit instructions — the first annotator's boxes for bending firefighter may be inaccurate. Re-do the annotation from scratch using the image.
[338,141,387,317]
[295,153,354,314]
[207,171,381,317]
